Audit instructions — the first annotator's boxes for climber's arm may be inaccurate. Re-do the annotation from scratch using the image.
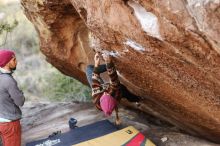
[103,54,120,89]
[91,67,104,97]
[91,53,104,110]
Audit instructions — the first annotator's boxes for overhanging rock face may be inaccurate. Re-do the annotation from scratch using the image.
[21,0,220,143]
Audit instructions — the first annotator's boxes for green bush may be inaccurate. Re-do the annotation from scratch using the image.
[43,70,91,102]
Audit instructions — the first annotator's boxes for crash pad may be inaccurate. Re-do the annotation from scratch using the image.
[26,120,118,146]
[74,126,156,146]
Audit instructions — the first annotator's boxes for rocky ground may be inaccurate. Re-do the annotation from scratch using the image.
[21,102,219,146]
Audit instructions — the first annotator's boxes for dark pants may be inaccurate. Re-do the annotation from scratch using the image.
[86,65,140,102]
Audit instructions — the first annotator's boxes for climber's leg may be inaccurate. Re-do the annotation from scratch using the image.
[86,64,107,87]
[115,106,121,125]
[120,84,141,102]
[86,65,94,88]
[98,64,107,73]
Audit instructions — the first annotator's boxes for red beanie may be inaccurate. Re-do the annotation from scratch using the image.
[0,49,15,67]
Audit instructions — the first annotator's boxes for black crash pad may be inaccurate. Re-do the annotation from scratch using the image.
[26,120,118,146]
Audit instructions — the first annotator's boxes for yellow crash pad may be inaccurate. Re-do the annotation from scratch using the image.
[73,126,156,146]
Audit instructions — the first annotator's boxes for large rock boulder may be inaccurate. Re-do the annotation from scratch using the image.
[21,0,220,143]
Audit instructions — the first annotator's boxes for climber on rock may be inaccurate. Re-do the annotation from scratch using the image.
[86,52,141,125]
